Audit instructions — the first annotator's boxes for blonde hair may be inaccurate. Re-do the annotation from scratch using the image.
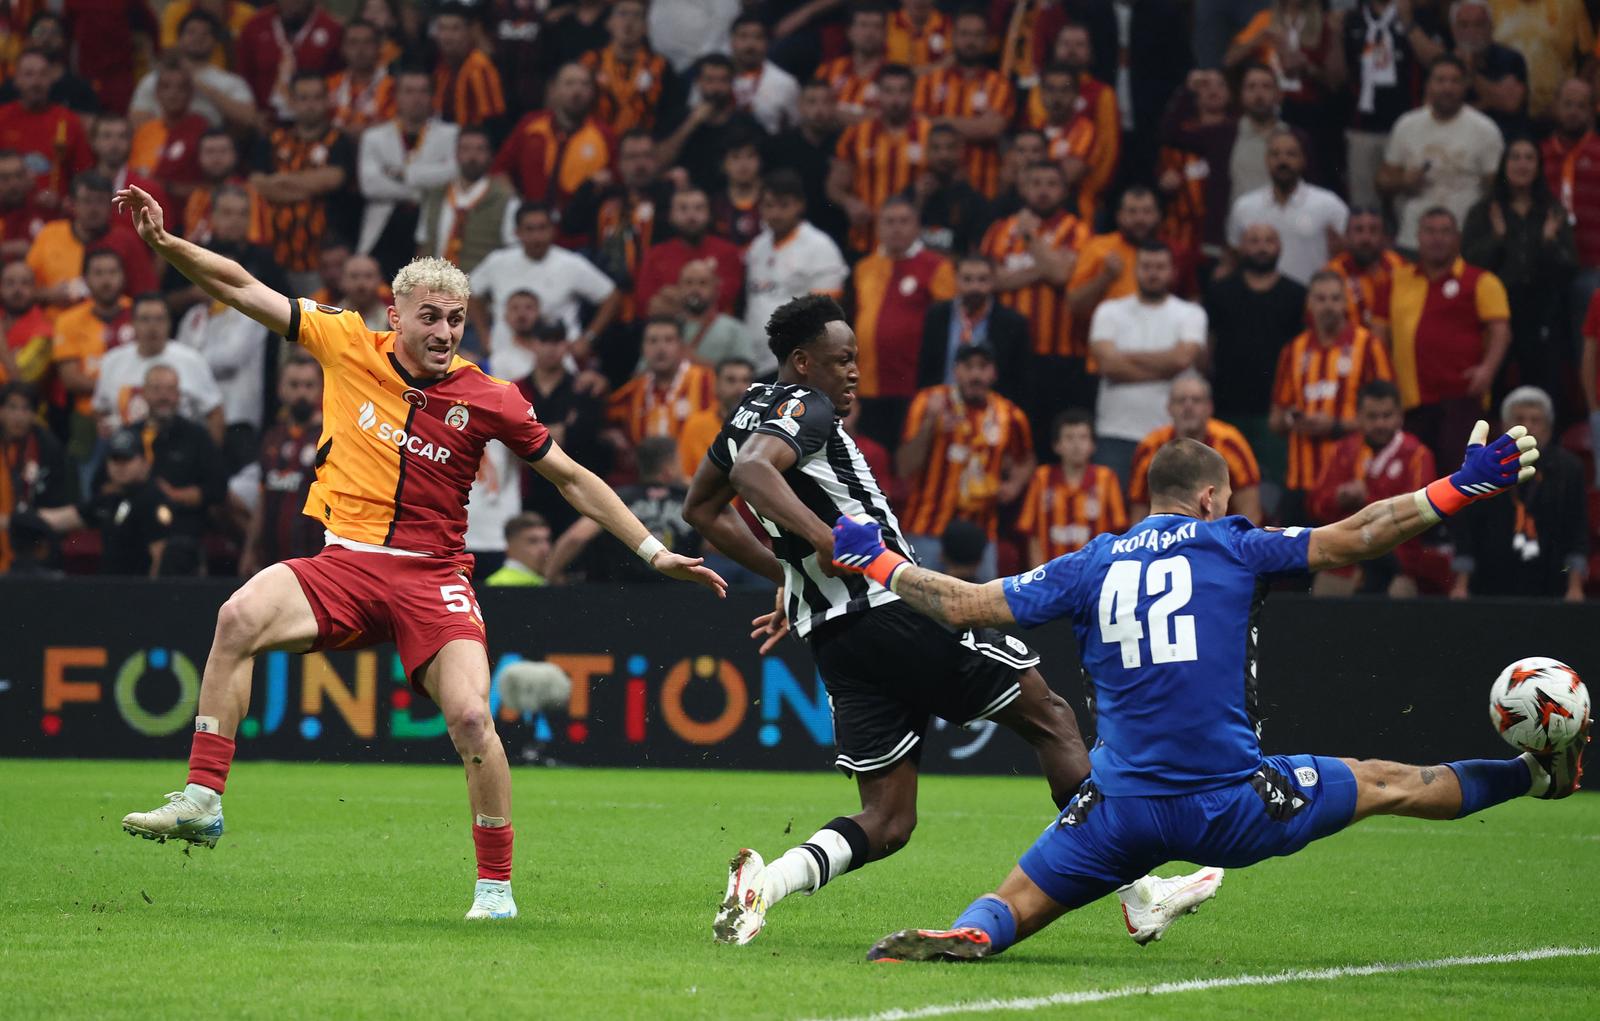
[391,257,471,302]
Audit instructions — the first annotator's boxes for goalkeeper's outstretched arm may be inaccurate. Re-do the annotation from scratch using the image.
[828,513,1015,630]
[1307,421,1538,572]
[115,185,291,337]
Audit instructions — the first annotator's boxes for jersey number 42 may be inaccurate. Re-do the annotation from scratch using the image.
[1098,556,1198,669]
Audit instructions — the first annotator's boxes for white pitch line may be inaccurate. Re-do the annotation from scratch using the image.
[804,945,1599,1021]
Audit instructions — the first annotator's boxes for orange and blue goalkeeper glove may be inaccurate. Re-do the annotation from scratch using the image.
[1419,420,1539,521]
[831,514,911,589]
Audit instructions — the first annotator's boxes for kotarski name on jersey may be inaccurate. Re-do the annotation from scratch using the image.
[357,399,454,463]
[1109,520,1197,555]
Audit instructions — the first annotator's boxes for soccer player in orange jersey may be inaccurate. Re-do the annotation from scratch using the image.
[1127,374,1263,524]
[111,184,726,920]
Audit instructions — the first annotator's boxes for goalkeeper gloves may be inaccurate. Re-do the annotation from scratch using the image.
[831,514,911,589]
[1417,420,1539,523]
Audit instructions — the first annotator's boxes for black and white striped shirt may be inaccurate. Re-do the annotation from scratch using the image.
[707,382,915,638]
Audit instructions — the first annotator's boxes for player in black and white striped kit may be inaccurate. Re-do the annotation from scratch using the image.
[684,296,1115,946]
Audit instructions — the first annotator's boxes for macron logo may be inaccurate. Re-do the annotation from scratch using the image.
[357,400,378,431]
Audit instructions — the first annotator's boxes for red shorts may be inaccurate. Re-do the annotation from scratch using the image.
[285,544,487,693]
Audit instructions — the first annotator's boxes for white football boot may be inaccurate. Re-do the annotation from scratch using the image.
[465,879,518,920]
[121,790,224,848]
[712,848,768,945]
[1117,867,1224,945]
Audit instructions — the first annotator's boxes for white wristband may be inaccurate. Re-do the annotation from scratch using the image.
[635,535,666,564]
[1412,489,1441,527]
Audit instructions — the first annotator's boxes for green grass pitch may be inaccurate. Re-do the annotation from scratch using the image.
[2,759,1596,1020]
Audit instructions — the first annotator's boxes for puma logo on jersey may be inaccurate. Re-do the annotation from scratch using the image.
[357,400,453,463]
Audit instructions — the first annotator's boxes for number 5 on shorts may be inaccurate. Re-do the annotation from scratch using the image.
[440,584,481,617]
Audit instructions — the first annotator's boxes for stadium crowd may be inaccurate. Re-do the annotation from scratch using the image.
[0,0,1596,599]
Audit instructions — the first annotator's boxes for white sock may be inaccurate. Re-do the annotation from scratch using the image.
[761,827,856,905]
[1521,752,1551,797]
[183,782,221,812]
[762,849,817,906]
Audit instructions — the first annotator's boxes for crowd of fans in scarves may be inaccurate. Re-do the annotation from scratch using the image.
[0,0,1596,600]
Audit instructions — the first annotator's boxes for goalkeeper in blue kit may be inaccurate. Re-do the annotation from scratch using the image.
[828,422,1588,962]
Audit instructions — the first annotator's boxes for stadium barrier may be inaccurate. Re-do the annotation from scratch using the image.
[1,578,1587,773]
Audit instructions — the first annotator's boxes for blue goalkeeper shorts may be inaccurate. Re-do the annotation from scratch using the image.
[1017,754,1358,910]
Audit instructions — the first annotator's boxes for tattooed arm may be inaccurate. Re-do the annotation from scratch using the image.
[830,514,1017,628]
[1305,491,1439,572]
[887,567,1017,630]
[1308,421,1539,573]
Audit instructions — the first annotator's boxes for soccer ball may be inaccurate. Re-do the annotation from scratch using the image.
[1488,657,1590,753]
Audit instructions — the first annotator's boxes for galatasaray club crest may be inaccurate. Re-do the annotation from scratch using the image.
[446,404,471,430]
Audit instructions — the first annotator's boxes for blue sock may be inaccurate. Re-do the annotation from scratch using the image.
[950,895,1017,954]
[1447,757,1534,819]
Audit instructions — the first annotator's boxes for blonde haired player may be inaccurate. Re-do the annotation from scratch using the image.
[114,185,726,921]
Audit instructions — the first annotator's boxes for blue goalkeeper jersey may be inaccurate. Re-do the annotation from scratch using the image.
[1002,514,1312,796]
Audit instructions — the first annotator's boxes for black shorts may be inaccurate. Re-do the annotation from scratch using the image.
[808,600,1041,778]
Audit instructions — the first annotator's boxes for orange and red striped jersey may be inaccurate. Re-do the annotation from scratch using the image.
[998,0,1066,87]
[886,10,952,70]
[50,297,133,415]
[1309,430,1436,525]
[433,50,506,127]
[979,210,1090,357]
[0,101,92,200]
[581,46,670,133]
[1026,75,1119,220]
[912,66,1016,197]
[676,406,725,480]
[1325,249,1404,330]
[182,180,269,246]
[1017,462,1128,560]
[1038,110,1097,220]
[1128,420,1261,506]
[1383,257,1509,408]
[815,56,883,121]
[1271,326,1395,490]
[900,384,1032,539]
[327,69,397,134]
[254,125,354,273]
[604,360,717,445]
[835,115,933,253]
[851,244,956,398]
[493,111,616,206]
[594,191,659,321]
[288,298,552,556]
[129,114,210,188]
[1068,232,1138,303]
[1157,145,1207,256]
[0,305,52,387]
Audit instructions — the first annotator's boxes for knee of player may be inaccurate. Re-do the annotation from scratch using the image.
[873,812,918,856]
[445,703,492,740]
[213,591,269,652]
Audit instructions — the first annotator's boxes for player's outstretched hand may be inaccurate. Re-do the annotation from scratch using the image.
[113,185,167,248]
[832,514,887,573]
[832,514,911,588]
[650,551,728,597]
[750,586,789,654]
[1423,420,1539,518]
